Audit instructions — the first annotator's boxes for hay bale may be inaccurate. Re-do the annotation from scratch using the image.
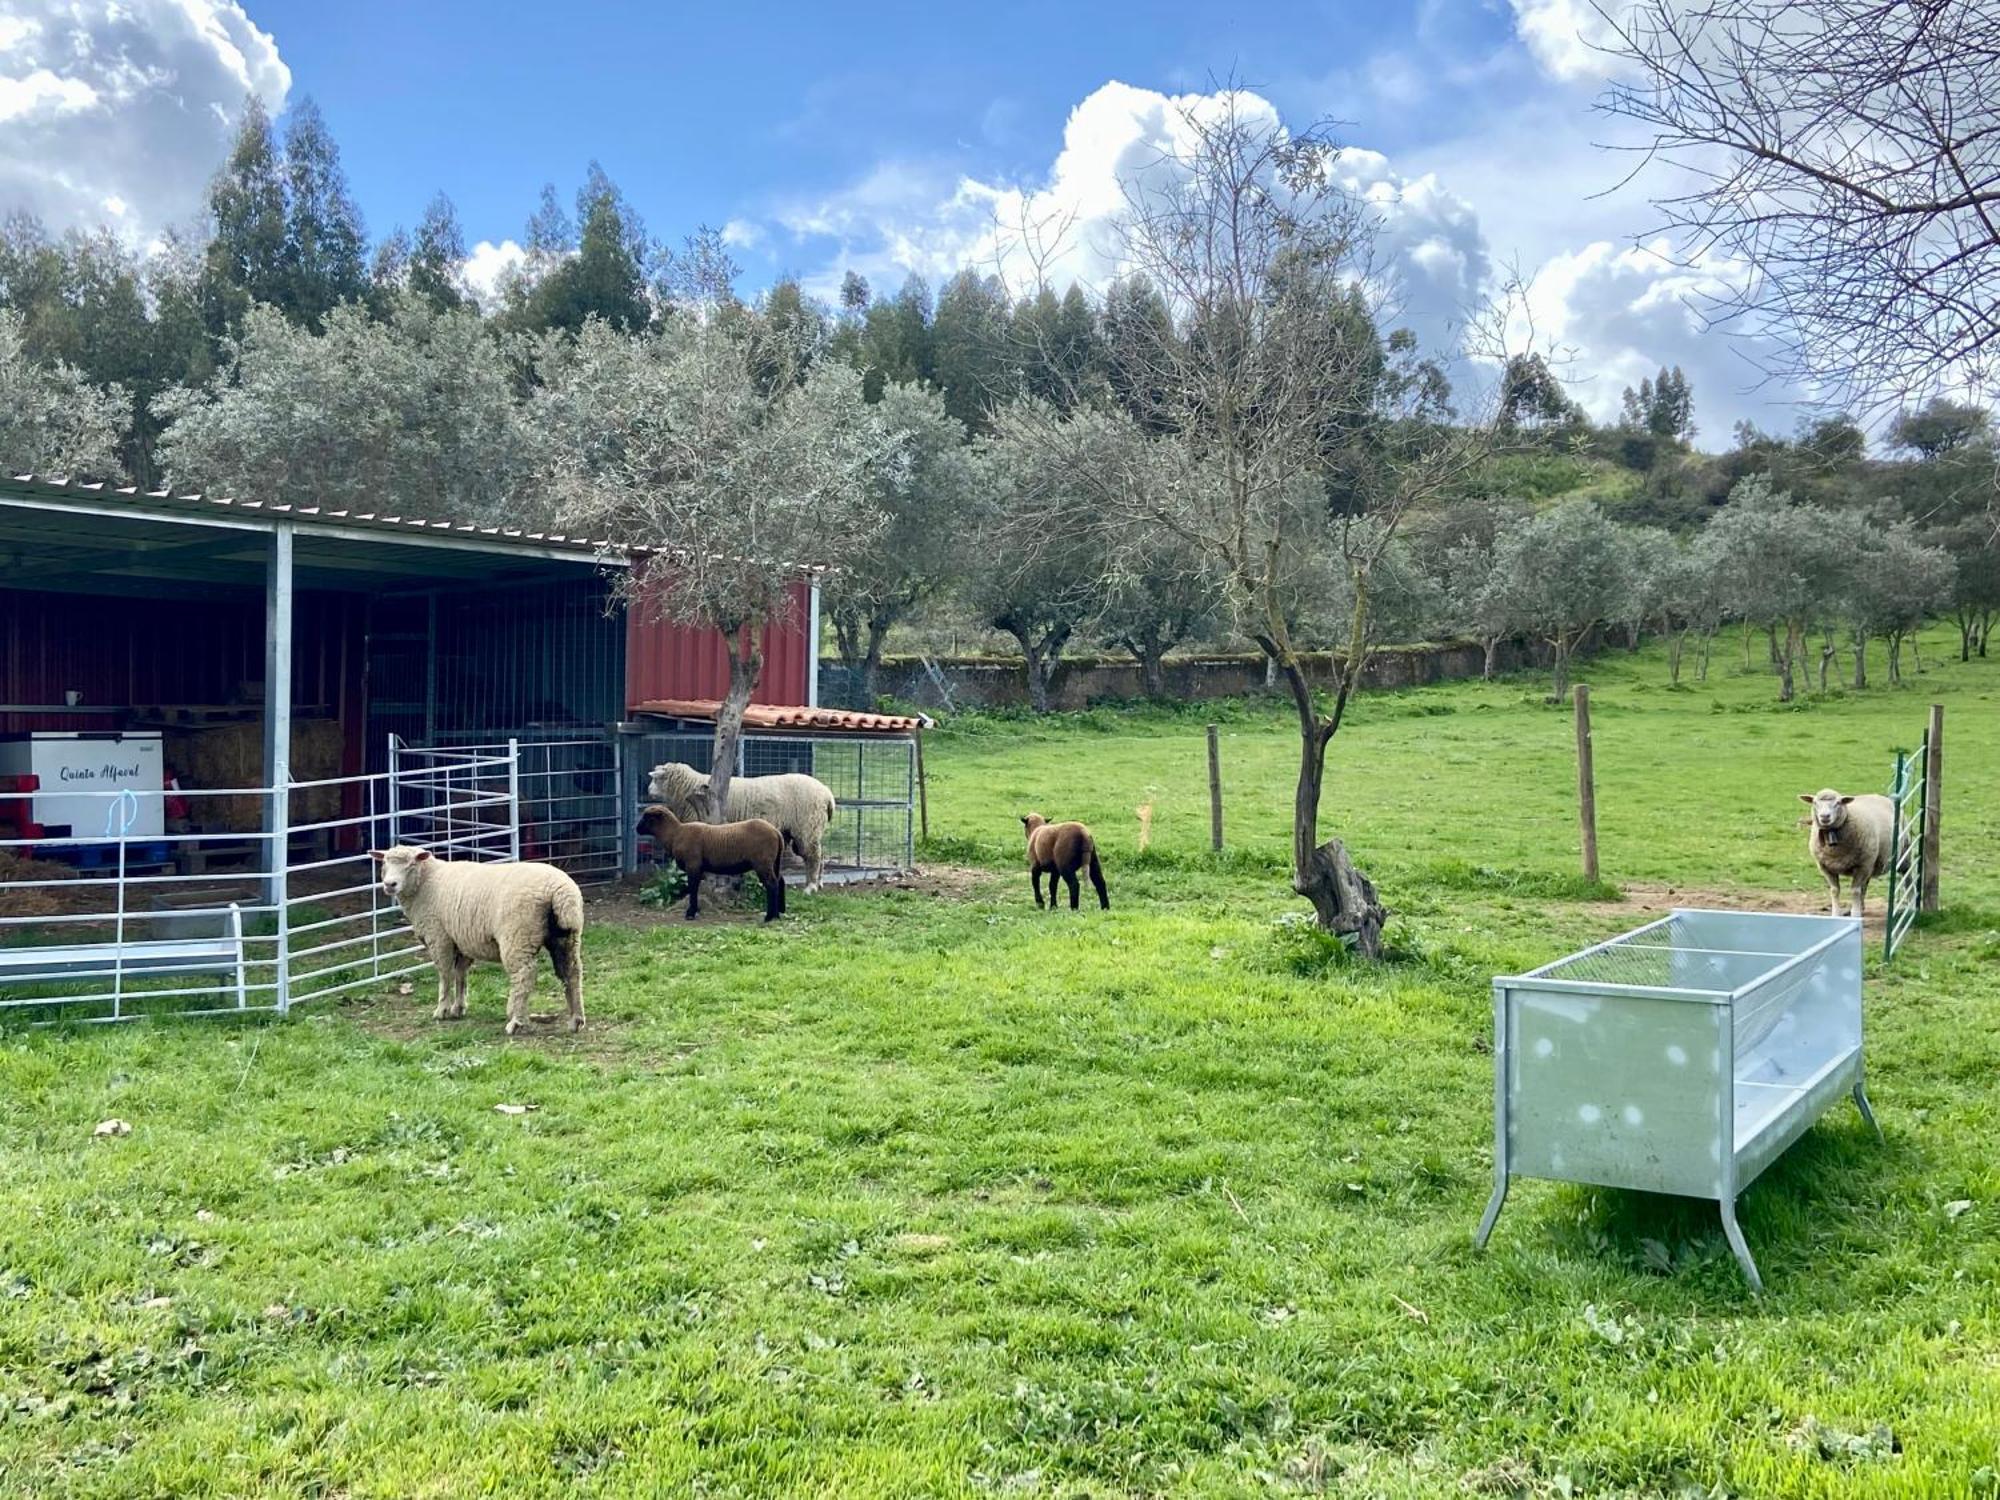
[0,850,77,917]
[165,719,344,832]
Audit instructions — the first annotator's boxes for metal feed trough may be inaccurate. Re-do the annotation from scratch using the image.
[1475,909,1878,1290]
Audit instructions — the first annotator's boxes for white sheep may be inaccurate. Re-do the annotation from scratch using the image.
[370,847,584,1034]
[646,761,838,892]
[1799,788,1897,918]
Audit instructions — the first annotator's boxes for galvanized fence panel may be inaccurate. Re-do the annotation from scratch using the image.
[0,745,521,1024]
[623,728,916,876]
[1883,735,1927,962]
[403,733,623,884]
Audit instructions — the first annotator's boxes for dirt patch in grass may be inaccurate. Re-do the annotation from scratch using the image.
[586,863,996,929]
[1618,879,1887,937]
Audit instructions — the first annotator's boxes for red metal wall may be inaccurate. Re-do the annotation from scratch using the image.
[623,578,814,710]
[0,589,361,745]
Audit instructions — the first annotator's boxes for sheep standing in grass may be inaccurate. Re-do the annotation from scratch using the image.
[636,805,786,921]
[1021,813,1110,911]
[647,761,837,891]
[371,847,584,1034]
[1800,788,1897,918]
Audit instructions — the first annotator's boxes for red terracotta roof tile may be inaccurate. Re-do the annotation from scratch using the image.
[633,699,932,733]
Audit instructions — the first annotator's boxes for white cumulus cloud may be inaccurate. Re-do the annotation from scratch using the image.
[462,239,527,307]
[0,0,289,240]
[1509,0,1629,82]
[785,81,1491,358]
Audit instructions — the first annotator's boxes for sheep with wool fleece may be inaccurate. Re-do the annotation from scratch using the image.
[1799,787,1897,918]
[647,760,838,891]
[371,846,584,1034]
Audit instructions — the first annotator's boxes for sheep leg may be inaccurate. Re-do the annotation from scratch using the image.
[803,838,823,895]
[761,862,785,922]
[431,940,463,1021]
[549,931,585,1032]
[1849,874,1868,920]
[1824,872,1843,918]
[1089,853,1109,911]
[499,938,538,1036]
[1032,868,1045,909]
[448,952,472,1019]
[1064,870,1081,910]
[684,871,703,920]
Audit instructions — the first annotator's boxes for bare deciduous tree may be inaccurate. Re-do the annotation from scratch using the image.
[1598,0,2000,419]
[998,92,1498,953]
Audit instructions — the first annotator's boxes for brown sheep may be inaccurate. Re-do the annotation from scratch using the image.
[1020,812,1110,911]
[636,804,786,922]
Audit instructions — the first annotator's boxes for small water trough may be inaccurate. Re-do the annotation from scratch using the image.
[1475,908,1878,1290]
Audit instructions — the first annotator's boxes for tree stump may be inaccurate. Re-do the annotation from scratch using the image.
[1297,838,1387,958]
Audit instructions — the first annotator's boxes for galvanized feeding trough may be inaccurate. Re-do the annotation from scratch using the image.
[1475,909,1878,1290]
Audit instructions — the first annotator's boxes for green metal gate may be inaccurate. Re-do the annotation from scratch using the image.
[1883,735,1927,961]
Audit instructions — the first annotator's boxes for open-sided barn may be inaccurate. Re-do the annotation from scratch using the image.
[0,471,821,1020]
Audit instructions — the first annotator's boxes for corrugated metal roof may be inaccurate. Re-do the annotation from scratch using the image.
[5,474,835,576]
[633,699,932,734]
[4,472,621,557]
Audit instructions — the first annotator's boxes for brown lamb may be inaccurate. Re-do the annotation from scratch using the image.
[637,804,787,921]
[1020,812,1110,911]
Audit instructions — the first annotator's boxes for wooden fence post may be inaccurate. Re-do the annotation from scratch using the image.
[914,729,930,844]
[1206,723,1224,852]
[1574,685,1599,884]
[1921,703,1942,911]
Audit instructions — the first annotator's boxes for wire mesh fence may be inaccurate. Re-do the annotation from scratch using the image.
[621,726,916,876]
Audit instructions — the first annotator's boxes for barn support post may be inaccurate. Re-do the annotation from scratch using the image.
[263,524,294,1010]
[806,578,822,708]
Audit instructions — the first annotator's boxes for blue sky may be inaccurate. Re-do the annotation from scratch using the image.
[0,0,1805,436]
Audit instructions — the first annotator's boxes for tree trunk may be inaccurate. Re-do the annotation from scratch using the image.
[1960,614,1975,661]
[1817,635,1835,694]
[1887,633,1903,685]
[1296,838,1386,958]
[708,624,763,822]
[855,618,891,708]
[1667,631,1684,685]
[1852,631,1868,689]
[1139,642,1167,699]
[1549,639,1572,704]
[1013,625,1068,713]
[1911,632,1925,672]
[1696,629,1714,682]
[1742,621,1754,670]
[1769,624,1794,703]
[832,610,866,707]
[1482,636,1500,679]
[1624,620,1641,652]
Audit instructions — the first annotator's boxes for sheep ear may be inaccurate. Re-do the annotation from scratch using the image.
[1798,794,1815,804]
[369,849,385,862]
[1838,795,1854,805]
[413,849,432,862]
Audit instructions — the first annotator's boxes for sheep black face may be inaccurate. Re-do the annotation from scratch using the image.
[1799,789,1855,834]
[369,845,433,899]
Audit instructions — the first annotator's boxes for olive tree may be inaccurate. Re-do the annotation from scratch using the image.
[1486,501,1635,703]
[821,380,978,706]
[1850,521,1956,685]
[1701,477,1846,701]
[0,308,129,478]
[963,415,1109,714]
[155,298,539,520]
[536,315,897,813]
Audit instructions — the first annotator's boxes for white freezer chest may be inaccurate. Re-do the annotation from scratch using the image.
[0,732,164,840]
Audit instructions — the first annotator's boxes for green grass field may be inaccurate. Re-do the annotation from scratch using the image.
[3,633,1997,1497]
